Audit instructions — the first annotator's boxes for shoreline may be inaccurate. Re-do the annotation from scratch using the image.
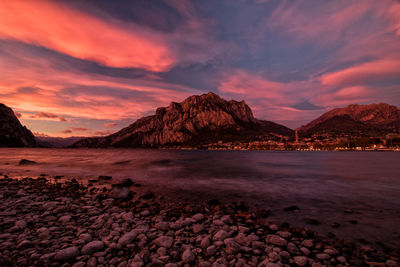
[0,176,398,266]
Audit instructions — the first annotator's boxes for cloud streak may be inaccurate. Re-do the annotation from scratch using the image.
[0,1,175,71]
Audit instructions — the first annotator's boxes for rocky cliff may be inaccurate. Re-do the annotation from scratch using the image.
[0,103,37,147]
[73,92,293,148]
[299,103,400,135]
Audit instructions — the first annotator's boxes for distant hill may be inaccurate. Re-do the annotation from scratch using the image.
[72,92,294,148]
[36,136,85,148]
[0,103,37,147]
[299,103,400,136]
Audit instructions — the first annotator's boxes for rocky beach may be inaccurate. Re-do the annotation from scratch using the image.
[0,176,398,267]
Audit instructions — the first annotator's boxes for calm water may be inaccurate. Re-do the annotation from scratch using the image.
[1,148,399,248]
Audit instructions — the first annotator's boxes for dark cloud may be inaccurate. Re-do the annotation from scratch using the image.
[291,101,324,111]
[35,112,68,122]
[61,129,72,134]
[70,127,90,132]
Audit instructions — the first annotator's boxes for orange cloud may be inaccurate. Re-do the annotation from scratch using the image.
[0,1,175,71]
[104,123,117,128]
[320,59,400,86]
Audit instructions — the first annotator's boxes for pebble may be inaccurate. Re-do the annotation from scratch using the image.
[153,236,174,248]
[81,241,105,255]
[213,230,229,241]
[182,249,195,263]
[0,177,394,267]
[293,256,308,266]
[118,231,138,246]
[55,246,80,261]
[266,235,287,246]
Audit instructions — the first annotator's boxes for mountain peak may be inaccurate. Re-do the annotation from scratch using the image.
[72,92,293,148]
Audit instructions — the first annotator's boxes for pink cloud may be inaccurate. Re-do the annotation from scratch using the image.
[0,1,175,71]
[320,59,400,86]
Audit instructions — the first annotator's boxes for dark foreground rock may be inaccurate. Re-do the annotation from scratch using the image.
[0,177,398,266]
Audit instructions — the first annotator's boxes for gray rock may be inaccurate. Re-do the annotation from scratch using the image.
[316,253,330,260]
[72,261,86,267]
[87,257,97,267]
[55,246,80,261]
[79,233,92,243]
[294,256,308,266]
[15,219,27,229]
[182,249,195,263]
[153,236,173,248]
[111,187,130,199]
[59,215,72,223]
[213,230,229,241]
[266,235,287,246]
[16,240,33,249]
[301,239,313,248]
[200,237,210,248]
[118,231,138,246]
[155,221,169,231]
[207,245,217,255]
[81,241,104,255]
[193,223,204,234]
[192,213,204,221]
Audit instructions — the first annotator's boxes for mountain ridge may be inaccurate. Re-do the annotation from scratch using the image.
[72,92,293,148]
[0,103,37,147]
[298,103,400,136]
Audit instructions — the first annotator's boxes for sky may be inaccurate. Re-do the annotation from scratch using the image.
[1,0,400,137]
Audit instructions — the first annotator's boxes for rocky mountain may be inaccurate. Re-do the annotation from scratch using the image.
[0,103,37,147]
[299,103,400,136]
[35,136,85,148]
[72,92,293,148]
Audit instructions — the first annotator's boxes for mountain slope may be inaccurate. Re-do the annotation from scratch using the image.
[72,92,293,148]
[299,103,400,136]
[0,103,37,147]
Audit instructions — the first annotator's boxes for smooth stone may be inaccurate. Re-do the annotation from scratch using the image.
[293,256,308,266]
[55,246,80,261]
[118,231,138,246]
[81,241,105,255]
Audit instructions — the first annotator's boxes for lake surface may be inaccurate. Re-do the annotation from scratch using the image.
[1,148,399,249]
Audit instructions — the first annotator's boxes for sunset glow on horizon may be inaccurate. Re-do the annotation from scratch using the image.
[1,0,400,137]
